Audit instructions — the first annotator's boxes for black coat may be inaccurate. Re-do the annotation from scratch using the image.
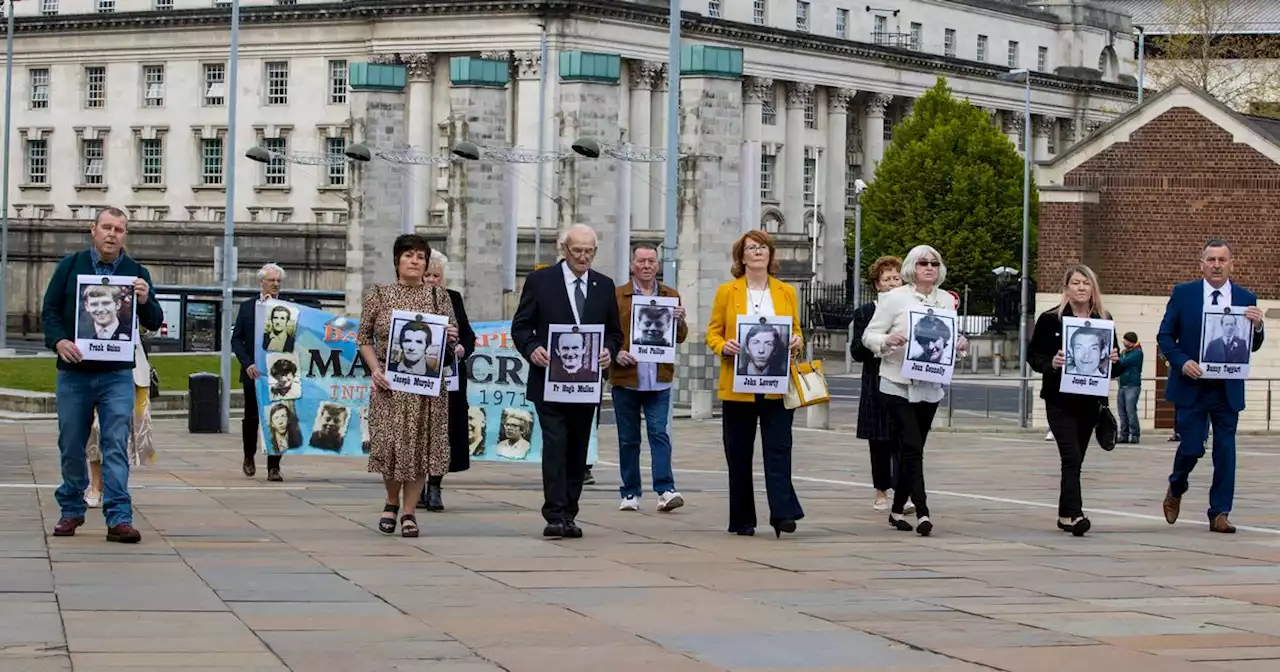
[445,289,476,473]
[230,298,258,385]
[850,301,893,441]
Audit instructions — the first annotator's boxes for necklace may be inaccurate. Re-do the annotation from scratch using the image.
[746,281,768,314]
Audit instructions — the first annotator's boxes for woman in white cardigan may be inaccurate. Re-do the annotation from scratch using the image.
[862,245,967,536]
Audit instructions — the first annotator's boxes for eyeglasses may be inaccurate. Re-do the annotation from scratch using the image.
[916,260,941,268]
[567,247,597,257]
[745,244,769,253]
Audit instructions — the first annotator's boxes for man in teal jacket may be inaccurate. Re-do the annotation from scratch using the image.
[42,207,164,543]
[1116,332,1143,444]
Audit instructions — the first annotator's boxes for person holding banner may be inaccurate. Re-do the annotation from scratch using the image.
[706,230,804,538]
[417,250,476,513]
[42,207,163,543]
[1159,239,1265,534]
[612,243,689,513]
[862,245,966,537]
[1028,264,1122,537]
[357,234,459,538]
[231,263,288,481]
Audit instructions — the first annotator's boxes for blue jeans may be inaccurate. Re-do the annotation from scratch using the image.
[613,387,675,498]
[55,369,135,527]
[1168,384,1237,521]
[1117,385,1140,439]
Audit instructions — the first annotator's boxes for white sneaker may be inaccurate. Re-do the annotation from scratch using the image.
[873,496,890,511]
[84,489,101,509]
[656,491,685,512]
[903,501,917,515]
[1045,430,1055,441]
[619,495,640,512]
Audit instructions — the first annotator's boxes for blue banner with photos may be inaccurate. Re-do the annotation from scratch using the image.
[253,301,598,463]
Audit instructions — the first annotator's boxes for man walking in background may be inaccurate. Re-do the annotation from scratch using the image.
[231,263,288,482]
[1116,332,1143,444]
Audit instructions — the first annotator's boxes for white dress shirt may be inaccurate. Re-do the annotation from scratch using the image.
[1203,279,1232,308]
[95,319,122,340]
[562,262,587,324]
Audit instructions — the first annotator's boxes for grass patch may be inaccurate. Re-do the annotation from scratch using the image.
[0,355,243,393]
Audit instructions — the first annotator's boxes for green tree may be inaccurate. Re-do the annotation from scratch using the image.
[853,77,1036,309]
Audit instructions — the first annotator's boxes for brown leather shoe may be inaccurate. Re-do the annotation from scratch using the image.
[106,524,142,544]
[1211,513,1237,534]
[1162,487,1181,524]
[52,516,84,537]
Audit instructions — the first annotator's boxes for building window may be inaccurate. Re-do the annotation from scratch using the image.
[752,0,766,25]
[944,29,956,57]
[1047,126,1057,155]
[760,155,775,199]
[977,35,988,62]
[265,61,289,105]
[762,96,777,126]
[142,65,165,107]
[804,97,816,129]
[95,0,114,13]
[154,0,173,9]
[26,139,48,185]
[201,138,224,186]
[1008,41,1019,68]
[262,137,288,186]
[802,157,816,204]
[845,163,862,208]
[29,68,49,109]
[796,1,810,32]
[835,9,849,38]
[1038,46,1048,72]
[82,139,104,185]
[203,63,226,106]
[873,15,888,43]
[708,0,721,19]
[41,0,58,16]
[909,23,922,51]
[140,139,163,185]
[85,66,106,108]
[326,136,347,186]
[329,60,348,105]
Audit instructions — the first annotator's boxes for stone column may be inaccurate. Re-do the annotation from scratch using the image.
[512,51,542,236]
[1033,116,1054,162]
[628,61,661,230]
[783,82,812,233]
[742,77,772,232]
[1006,113,1026,153]
[863,93,892,182]
[345,63,408,315]
[1059,118,1077,149]
[557,51,622,278]
[448,56,510,321]
[404,54,436,232]
[649,64,669,242]
[675,47,744,418]
[824,88,853,283]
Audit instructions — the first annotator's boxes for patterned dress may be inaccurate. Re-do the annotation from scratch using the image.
[358,282,455,482]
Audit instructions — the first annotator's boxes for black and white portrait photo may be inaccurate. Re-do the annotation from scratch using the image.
[266,353,302,402]
[544,323,605,403]
[308,402,351,452]
[359,407,371,455]
[495,408,534,460]
[630,295,679,364]
[74,275,137,362]
[468,406,487,457]
[263,401,303,456]
[1059,317,1116,397]
[261,302,298,353]
[732,315,792,394]
[1200,307,1253,380]
[385,309,448,396]
[900,307,960,385]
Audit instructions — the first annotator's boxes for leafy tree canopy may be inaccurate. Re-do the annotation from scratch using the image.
[853,77,1036,304]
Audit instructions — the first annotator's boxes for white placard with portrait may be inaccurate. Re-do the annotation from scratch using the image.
[544,323,605,403]
[630,295,679,364]
[445,359,460,392]
[74,274,138,362]
[732,315,792,394]
[900,306,958,385]
[385,310,449,396]
[1059,316,1115,397]
[1200,306,1253,380]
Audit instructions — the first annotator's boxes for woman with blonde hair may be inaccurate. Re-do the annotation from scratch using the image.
[1027,263,1123,536]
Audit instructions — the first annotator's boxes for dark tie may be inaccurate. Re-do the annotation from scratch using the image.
[1211,290,1221,306]
[573,278,587,322]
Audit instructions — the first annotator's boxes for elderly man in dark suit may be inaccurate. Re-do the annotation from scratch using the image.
[231,263,288,482]
[512,224,623,539]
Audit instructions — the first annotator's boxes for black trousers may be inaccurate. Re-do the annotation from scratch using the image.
[885,396,937,518]
[1044,399,1099,519]
[722,397,804,532]
[868,439,898,492]
[241,381,281,469]
[535,401,596,524]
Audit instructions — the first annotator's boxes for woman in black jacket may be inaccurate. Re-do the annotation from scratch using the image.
[850,255,912,512]
[418,250,477,512]
[1028,263,1122,537]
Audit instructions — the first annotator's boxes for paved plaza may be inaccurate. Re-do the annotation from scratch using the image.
[4,419,1280,671]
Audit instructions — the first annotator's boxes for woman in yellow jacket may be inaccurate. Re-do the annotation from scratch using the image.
[706,230,804,538]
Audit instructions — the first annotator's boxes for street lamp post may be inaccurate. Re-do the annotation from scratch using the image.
[998,67,1032,428]
[662,0,680,287]
[846,178,866,375]
[0,0,15,352]
[217,0,242,433]
[1136,25,1146,104]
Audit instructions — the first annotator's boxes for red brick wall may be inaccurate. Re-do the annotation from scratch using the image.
[1052,107,1280,300]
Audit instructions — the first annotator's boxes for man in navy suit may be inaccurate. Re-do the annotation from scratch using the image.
[511,224,623,539]
[1159,239,1265,533]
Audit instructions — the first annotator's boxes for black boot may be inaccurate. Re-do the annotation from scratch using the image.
[422,484,444,512]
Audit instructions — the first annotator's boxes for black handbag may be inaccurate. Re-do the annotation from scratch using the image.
[1096,402,1118,451]
[149,368,161,400]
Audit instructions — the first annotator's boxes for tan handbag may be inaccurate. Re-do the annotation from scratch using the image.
[784,359,830,409]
